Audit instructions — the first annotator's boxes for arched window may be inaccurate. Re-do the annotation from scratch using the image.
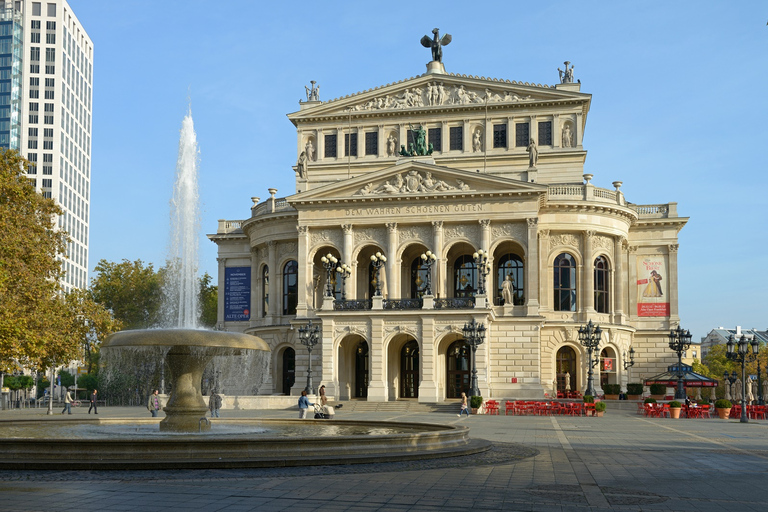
[594,256,610,314]
[453,255,477,297]
[410,257,430,298]
[496,253,524,305]
[355,340,369,398]
[282,260,298,315]
[554,253,576,311]
[262,265,269,317]
[447,340,471,398]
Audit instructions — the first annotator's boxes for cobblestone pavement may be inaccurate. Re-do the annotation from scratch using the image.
[2,404,767,511]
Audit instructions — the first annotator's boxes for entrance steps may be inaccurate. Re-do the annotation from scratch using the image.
[334,400,458,414]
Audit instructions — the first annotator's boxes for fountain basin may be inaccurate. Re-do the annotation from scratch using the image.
[0,418,490,469]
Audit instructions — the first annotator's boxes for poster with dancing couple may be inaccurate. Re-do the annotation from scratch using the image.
[636,256,669,317]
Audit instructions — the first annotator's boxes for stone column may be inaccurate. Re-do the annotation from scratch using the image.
[614,236,626,324]
[668,244,679,322]
[462,119,470,155]
[627,245,638,318]
[296,226,310,317]
[342,224,355,300]
[419,316,440,402]
[479,219,491,251]
[317,129,324,161]
[267,241,277,321]
[553,113,561,148]
[432,221,445,297]
[576,113,584,146]
[538,229,550,311]
[216,257,226,325]
[366,317,387,402]
[250,247,259,324]
[386,223,398,298]
[584,231,595,313]
[526,219,540,315]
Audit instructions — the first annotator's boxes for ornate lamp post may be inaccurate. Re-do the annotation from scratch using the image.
[623,347,636,370]
[462,319,486,397]
[472,249,490,295]
[726,334,759,423]
[335,263,351,300]
[420,250,437,296]
[668,325,693,400]
[298,320,320,394]
[370,252,387,296]
[578,320,602,397]
[320,253,338,298]
[757,356,764,406]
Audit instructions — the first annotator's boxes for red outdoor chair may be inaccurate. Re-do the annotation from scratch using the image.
[505,400,515,415]
[485,400,499,415]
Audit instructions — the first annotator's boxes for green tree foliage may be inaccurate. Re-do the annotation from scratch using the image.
[199,272,218,328]
[90,259,164,329]
[65,288,122,373]
[0,149,81,372]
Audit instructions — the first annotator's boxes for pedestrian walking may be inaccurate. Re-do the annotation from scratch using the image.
[88,389,98,414]
[147,389,161,417]
[458,392,470,418]
[298,390,314,419]
[61,388,73,415]
[209,390,222,418]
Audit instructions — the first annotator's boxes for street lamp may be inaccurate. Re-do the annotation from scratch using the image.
[335,263,351,300]
[370,252,387,296]
[420,250,437,296]
[668,325,693,400]
[623,347,636,370]
[472,249,491,295]
[726,334,759,423]
[578,320,602,397]
[462,319,486,397]
[298,320,320,394]
[320,253,338,297]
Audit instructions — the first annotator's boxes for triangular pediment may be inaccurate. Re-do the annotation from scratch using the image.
[288,73,590,123]
[288,159,547,204]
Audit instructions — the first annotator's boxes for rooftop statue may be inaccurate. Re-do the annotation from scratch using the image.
[558,61,575,84]
[304,80,320,101]
[399,124,433,157]
[420,28,452,63]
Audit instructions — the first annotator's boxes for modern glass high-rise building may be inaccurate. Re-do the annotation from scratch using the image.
[0,0,93,292]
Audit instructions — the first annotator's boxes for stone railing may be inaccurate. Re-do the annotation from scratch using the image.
[334,299,372,311]
[631,203,677,219]
[251,197,296,218]
[547,184,624,206]
[216,219,244,234]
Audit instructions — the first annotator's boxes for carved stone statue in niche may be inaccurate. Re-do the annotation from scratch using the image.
[502,274,515,305]
[527,138,538,168]
[305,139,315,161]
[387,134,398,157]
[473,129,482,152]
[562,124,574,148]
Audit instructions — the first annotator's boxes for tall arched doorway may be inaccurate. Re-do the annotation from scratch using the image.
[401,340,419,398]
[355,340,369,398]
[447,340,471,398]
[282,348,295,395]
[556,346,576,392]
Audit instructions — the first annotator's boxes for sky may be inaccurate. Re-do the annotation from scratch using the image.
[73,0,768,342]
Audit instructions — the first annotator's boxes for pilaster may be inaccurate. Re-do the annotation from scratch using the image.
[342,224,356,300]
[366,317,387,401]
[526,218,540,315]
[418,316,440,402]
[432,220,445,297]
[386,223,398,298]
[668,244,680,322]
[537,229,550,311]
[296,226,310,317]
[584,230,595,313]
[267,241,278,321]
[614,236,626,324]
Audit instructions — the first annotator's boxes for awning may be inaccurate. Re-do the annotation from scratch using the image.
[644,364,719,388]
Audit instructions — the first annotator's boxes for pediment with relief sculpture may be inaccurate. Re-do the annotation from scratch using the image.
[288,159,547,204]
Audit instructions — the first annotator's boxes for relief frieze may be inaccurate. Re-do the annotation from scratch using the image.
[354,170,471,196]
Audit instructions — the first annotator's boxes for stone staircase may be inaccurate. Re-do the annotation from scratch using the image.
[332,400,458,414]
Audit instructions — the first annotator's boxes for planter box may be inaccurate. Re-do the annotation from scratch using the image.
[604,394,619,400]
[595,411,604,417]
[716,408,731,419]
[471,408,479,415]
[650,395,665,400]
[670,407,681,419]
[627,395,642,401]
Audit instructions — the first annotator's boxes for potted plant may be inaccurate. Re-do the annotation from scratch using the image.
[603,384,621,400]
[644,397,656,404]
[714,399,732,419]
[649,383,666,400]
[668,400,682,419]
[594,401,606,417]
[583,395,595,403]
[626,383,644,400]
[470,395,483,414]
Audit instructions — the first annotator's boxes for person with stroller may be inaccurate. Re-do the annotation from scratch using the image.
[298,390,314,419]
[458,392,470,418]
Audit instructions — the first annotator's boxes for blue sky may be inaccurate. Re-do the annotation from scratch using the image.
[74,1,767,342]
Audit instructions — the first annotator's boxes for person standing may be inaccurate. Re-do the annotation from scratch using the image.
[298,390,314,419]
[319,385,328,407]
[147,389,161,417]
[88,389,98,414]
[61,387,73,415]
[458,392,470,418]
[209,390,222,418]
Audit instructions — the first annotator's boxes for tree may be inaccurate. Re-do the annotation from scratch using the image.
[199,272,218,328]
[65,288,122,373]
[0,149,80,373]
[90,259,164,330]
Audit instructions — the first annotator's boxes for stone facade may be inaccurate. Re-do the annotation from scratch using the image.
[209,56,688,401]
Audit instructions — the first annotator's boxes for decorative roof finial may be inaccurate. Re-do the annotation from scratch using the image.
[558,61,575,84]
[420,28,452,63]
[304,80,320,102]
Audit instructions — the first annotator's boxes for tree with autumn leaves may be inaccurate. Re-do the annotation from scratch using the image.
[0,149,119,376]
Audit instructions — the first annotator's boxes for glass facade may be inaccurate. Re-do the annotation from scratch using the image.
[0,7,22,150]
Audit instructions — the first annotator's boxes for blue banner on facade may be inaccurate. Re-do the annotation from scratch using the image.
[224,267,251,321]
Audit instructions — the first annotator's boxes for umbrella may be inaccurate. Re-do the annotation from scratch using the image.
[734,378,742,401]
[764,379,768,401]
[695,388,702,401]
[710,386,717,402]
[553,379,557,397]
[725,381,731,401]
[746,379,754,404]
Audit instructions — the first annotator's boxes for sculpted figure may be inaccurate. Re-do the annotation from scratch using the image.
[428,83,438,106]
[456,179,470,191]
[562,124,573,148]
[473,129,482,152]
[558,61,575,84]
[438,82,447,104]
[527,138,538,168]
[457,85,470,105]
[296,151,307,179]
[304,80,320,101]
[387,134,397,156]
[502,275,515,305]
[420,28,452,63]
[305,140,315,161]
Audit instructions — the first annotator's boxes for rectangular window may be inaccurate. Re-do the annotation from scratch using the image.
[29,114,39,123]
[30,64,40,73]
[46,3,56,16]
[29,89,39,98]
[30,77,39,87]
[515,122,530,147]
[344,133,357,157]
[45,48,55,62]
[43,153,52,162]
[45,78,54,87]
[538,121,552,145]
[31,20,40,29]
[42,178,52,188]
[493,124,507,148]
[46,21,56,30]
[406,129,414,149]
[44,103,53,112]
[45,65,55,74]
[32,2,41,16]
[30,47,40,61]
[44,115,53,124]
[46,33,55,44]
[43,140,53,149]
[428,127,442,152]
[28,140,38,149]
[42,165,52,175]
[365,131,377,156]
[31,32,40,43]
[43,128,53,137]
[44,90,54,99]
[324,134,337,158]
[28,127,38,136]
[449,126,463,151]
[30,102,39,111]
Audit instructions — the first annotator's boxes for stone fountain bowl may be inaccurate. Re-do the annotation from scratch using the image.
[102,329,269,432]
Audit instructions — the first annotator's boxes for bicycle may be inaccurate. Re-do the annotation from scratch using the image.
[72,400,82,407]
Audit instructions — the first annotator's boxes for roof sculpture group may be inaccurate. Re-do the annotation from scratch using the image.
[421,28,451,63]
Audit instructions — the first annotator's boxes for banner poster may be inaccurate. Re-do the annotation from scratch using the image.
[224,267,251,321]
[636,256,669,317]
